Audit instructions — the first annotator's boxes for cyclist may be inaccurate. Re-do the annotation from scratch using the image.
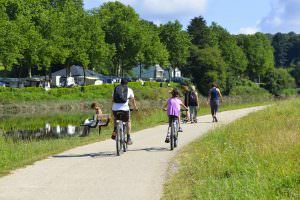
[111,78,138,145]
[163,88,188,143]
[207,83,223,122]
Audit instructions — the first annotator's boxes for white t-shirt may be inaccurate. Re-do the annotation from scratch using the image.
[112,87,134,111]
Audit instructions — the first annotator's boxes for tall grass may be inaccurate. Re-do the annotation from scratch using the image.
[162,98,300,199]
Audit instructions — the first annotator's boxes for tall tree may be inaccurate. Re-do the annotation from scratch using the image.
[272,33,291,67]
[96,1,141,76]
[159,20,191,80]
[210,23,248,92]
[134,20,169,78]
[187,16,212,48]
[85,11,113,75]
[237,33,274,82]
[187,46,226,94]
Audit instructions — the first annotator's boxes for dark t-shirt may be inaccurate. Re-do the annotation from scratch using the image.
[209,87,220,101]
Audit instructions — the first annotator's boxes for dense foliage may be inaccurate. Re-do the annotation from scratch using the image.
[0,0,298,96]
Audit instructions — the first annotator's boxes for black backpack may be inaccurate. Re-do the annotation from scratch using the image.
[113,85,128,103]
[189,91,197,106]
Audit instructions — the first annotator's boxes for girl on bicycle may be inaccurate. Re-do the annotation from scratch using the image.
[163,88,188,143]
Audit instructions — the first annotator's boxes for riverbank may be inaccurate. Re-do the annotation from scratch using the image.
[162,98,300,199]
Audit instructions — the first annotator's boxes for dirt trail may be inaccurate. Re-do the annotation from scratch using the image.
[0,106,266,200]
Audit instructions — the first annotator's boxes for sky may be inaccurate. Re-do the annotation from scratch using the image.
[83,0,300,34]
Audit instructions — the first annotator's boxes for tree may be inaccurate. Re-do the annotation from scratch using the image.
[134,20,169,78]
[0,18,24,76]
[291,59,300,87]
[210,23,248,93]
[96,1,141,76]
[264,68,296,95]
[272,33,291,67]
[187,16,212,48]
[237,33,274,82]
[187,46,226,94]
[287,33,300,66]
[159,20,191,80]
[84,11,113,75]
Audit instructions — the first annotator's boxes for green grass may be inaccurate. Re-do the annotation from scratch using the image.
[162,98,300,200]
[0,82,175,104]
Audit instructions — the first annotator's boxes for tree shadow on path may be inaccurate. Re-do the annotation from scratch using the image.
[52,151,116,158]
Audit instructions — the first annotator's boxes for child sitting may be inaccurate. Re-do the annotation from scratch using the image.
[81,102,103,136]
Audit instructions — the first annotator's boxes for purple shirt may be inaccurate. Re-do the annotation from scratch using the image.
[167,97,182,117]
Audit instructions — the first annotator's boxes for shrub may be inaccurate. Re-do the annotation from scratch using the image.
[230,79,271,97]
[263,68,296,95]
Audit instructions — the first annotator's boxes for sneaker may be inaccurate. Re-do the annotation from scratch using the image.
[165,135,170,143]
[214,117,218,122]
[127,136,133,145]
[178,127,183,132]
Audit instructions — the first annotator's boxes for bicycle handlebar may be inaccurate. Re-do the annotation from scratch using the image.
[163,108,189,111]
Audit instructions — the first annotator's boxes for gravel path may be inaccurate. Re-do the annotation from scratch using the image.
[0,106,266,200]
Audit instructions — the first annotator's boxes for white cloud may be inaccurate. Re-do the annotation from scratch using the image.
[84,0,207,27]
[259,0,300,33]
[239,27,260,35]
[136,0,206,16]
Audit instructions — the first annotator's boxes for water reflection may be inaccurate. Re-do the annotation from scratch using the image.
[3,123,85,140]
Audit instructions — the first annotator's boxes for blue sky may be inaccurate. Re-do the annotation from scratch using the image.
[83,0,300,34]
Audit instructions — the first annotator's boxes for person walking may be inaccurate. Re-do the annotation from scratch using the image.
[183,85,190,122]
[188,85,199,123]
[111,78,138,145]
[208,83,223,122]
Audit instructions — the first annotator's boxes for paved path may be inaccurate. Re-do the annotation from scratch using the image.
[0,106,266,200]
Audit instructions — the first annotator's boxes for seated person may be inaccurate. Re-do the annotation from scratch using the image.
[81,103,104,136]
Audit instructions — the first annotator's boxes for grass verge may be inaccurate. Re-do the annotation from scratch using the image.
[162,98,300,199]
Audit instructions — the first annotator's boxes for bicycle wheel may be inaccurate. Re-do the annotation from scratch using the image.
[170,121,175,150]
[174,121,178,148]
[122,124,127,152]
[116,121,123,156]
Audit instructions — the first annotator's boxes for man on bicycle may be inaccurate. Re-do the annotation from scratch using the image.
[111,78,138,145]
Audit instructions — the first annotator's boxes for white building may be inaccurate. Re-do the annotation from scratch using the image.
[132,65,181,81]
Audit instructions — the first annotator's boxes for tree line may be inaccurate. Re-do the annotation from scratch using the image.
[0,0,298,95]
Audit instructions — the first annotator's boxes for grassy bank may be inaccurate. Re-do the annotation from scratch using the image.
[0,82,176,104]
[163,98,300,199]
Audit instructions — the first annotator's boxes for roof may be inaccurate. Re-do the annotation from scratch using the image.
[52,65,100,77]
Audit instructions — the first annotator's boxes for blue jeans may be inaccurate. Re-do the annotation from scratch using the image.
[189,106,198,122]
[210,100,219,116]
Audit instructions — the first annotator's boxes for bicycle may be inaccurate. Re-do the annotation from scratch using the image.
[166,109,188,150]
[115,109,136,156]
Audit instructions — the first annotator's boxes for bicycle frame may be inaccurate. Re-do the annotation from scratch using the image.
[115,114,128,156]
[169,117,179,150]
